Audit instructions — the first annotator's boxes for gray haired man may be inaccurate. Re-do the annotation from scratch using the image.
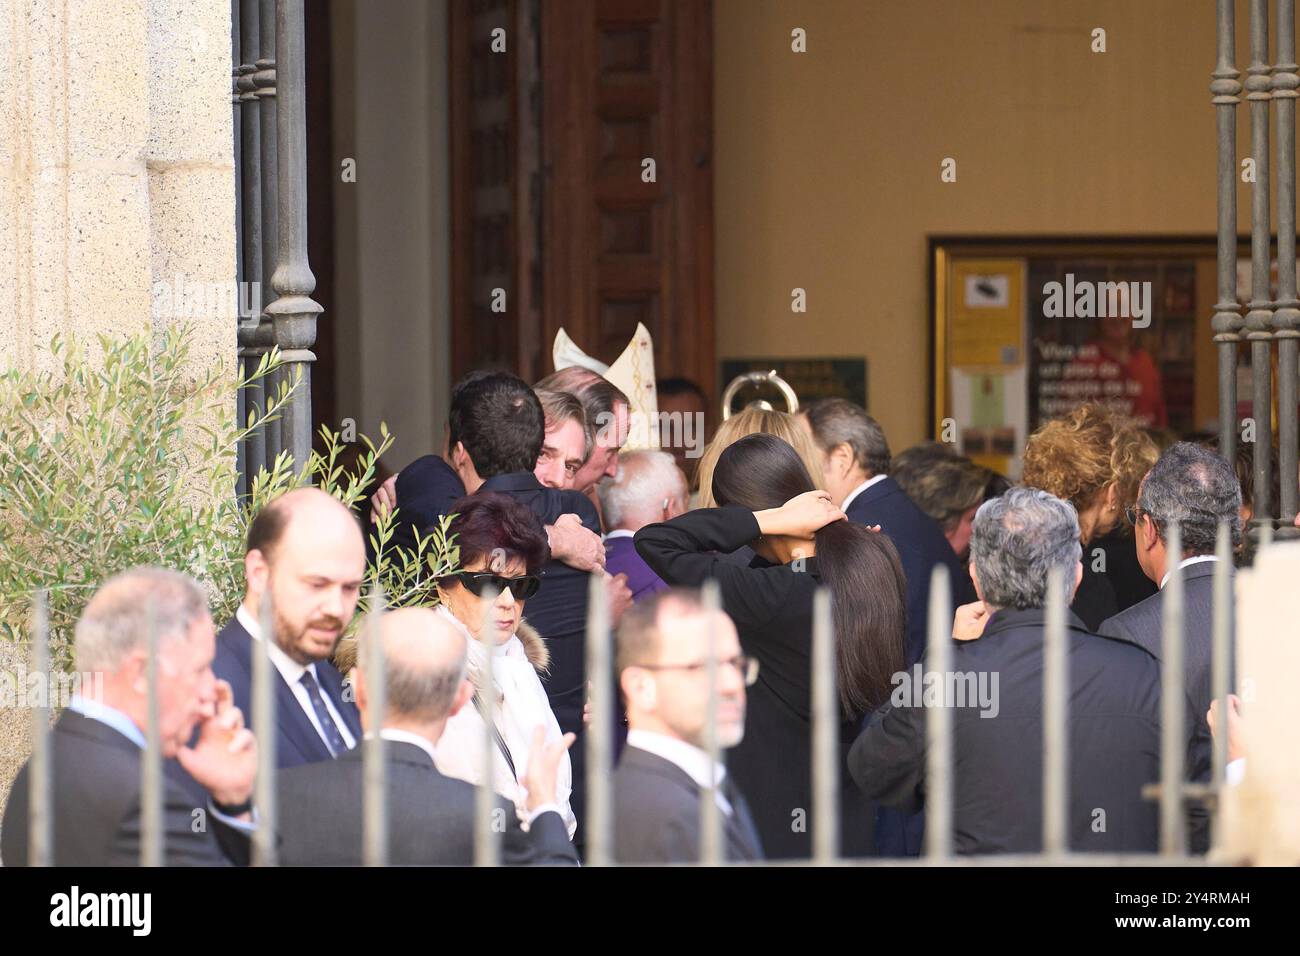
[2,567,257,866]
[848,486,1163,854]
[598,450,690,603]
[1099,442,1242,852]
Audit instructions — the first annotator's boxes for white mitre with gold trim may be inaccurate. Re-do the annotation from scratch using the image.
[552,323,659,450]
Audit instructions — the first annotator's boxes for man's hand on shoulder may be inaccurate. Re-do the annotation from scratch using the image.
[370,473,399,524]
[546,513,605,572]
[952,601,990,641]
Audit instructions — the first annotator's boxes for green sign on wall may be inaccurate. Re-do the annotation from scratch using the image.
[719,357,868,410]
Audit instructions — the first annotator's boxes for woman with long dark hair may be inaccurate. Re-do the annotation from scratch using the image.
[634,433,907,859]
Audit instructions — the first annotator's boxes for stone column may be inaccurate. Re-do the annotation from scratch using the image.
[0,0,236,815]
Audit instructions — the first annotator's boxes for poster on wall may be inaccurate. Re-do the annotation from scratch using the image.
[935,240,1228,482]
[943,258,1026,476]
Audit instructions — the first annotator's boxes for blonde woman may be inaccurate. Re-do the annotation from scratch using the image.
[695,407,826,508]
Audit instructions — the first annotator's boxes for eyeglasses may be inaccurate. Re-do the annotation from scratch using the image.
[441,571,541,600]
[635,654,760,687]
[1126,506,1159,528]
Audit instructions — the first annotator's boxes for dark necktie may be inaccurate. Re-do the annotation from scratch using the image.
[300,669,348,757]
[720,776,763,860]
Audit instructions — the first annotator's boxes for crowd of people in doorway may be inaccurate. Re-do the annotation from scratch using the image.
[4,363,1293,865]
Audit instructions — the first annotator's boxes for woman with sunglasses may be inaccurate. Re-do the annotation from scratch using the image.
[432,491,577,838]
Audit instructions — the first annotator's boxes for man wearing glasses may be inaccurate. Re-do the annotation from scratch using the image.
[613,589,764,863]
[1101,442,1243,853]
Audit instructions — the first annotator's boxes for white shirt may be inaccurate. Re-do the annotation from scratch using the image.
[1158,554,1220,590]
[625,728,734,816]
[377,727,438,765]
[603,529,635,541]
[432,606,576,837]
[1227,758,1246,787]
[236,604,357,753]
[839,474,888,514]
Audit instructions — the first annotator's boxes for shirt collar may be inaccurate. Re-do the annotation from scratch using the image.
[236,603,313,685]
[376,728,438,764]
[480,471,544,494]
[1159,554,1220,590]
[68,694,147,750]
[840,473,888,513]
[603,528,635,540]
[626,728,727,791]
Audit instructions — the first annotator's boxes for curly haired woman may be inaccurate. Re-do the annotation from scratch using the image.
[1021,404,1158,629]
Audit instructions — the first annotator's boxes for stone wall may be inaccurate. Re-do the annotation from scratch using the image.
[0,0,235,819]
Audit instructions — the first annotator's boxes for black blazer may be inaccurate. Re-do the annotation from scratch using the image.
[635,505,879,860]
[379,454,467,558]
[613,745,763,863]
[475,471,602,736]
[1099,560,1230,742]
[1,711,249,866]
[1099,559,1230,852]
[844,476,976,666]
[1093,526,1159,612]
[212,616,363,768]
[274,739,578,866]
[848,607,1164,855]
[1071,558,1119,631]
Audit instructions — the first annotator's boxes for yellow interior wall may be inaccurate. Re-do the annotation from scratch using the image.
[714,0,1252,450]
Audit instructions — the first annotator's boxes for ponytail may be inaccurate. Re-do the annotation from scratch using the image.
[812,521,908,718]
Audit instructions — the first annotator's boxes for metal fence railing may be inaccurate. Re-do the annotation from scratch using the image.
[232,0,322,494]
[17,518,1247,867]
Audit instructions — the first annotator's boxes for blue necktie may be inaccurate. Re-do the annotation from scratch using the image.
[300,669,348,757]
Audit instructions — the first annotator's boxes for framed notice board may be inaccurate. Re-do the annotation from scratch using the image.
[930,237,1252,478]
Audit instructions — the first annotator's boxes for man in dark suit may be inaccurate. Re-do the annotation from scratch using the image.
[372,385,598,559]
[214,487,365,769]
[800,398,975,857]
[800,398,974,667]
[849,487,1166,854]
[598,450,690,602]
[1099,441,1242,852]
[3,567,257,866]
[613,589,763,863]
[275,607,577,865]
[380,372,616,845]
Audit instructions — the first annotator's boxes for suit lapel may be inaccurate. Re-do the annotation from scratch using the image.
[726,789,764,861]
[625,747,762,862]
[273,667,334,764]
[220,617,334,765]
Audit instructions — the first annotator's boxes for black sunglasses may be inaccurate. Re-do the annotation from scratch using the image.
[442,571,541,600]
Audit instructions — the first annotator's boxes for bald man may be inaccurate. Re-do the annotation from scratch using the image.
[213,487,367,768]
[275,608,579,865]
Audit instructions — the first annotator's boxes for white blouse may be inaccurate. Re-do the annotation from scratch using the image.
[433,606,577,838]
